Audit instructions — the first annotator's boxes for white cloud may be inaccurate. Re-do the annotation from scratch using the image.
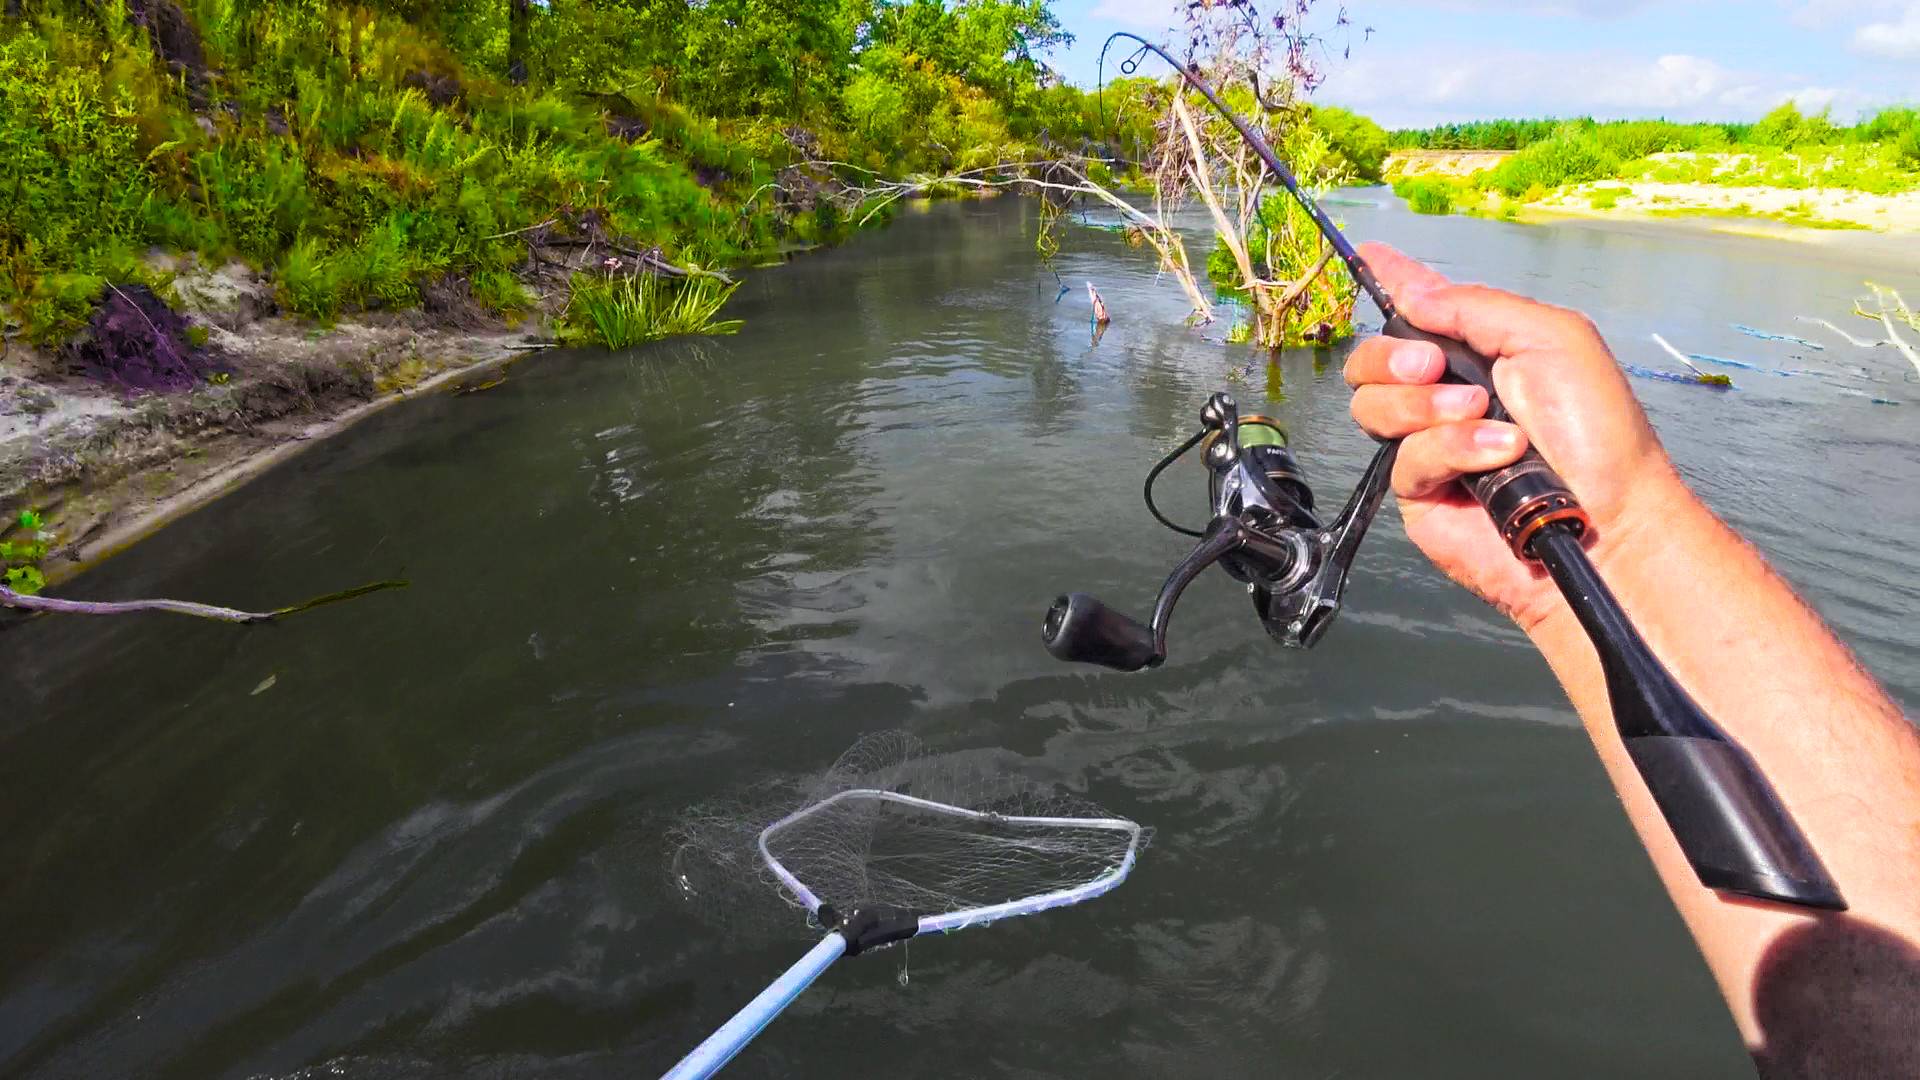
[1353,0,1672,15]
[1853,3,1920,58]
[1314,46,1880,127]
[1087,0,1179,30]
[1786,0,1904,29]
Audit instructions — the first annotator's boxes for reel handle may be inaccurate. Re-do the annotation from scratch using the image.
[1381,314,1590,559]
[1044,593,1160,671]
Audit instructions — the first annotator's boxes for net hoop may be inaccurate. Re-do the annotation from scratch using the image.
[757,788,1144,936]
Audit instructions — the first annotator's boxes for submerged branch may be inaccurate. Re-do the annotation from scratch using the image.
[1796,316,1884,349]
[1,580,407,623]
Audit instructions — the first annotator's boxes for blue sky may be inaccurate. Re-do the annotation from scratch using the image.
[1043,0,1920,127]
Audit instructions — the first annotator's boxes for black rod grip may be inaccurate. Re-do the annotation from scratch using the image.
[1534,527,1844,910]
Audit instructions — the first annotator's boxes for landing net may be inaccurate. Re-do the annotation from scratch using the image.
[668,731,1146,937]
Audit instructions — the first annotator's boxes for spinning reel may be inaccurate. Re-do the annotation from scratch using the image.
[1047,31,1847,914]
[1042,393,1396,670]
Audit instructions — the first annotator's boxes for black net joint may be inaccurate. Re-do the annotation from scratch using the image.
[818,904,923,956]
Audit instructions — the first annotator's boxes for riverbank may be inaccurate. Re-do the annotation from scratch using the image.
[0,0,1150,595]
[1384,147,1920,233]
[1,255,542,587]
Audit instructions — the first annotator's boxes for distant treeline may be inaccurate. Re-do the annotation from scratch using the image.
[1389,104,1920,163]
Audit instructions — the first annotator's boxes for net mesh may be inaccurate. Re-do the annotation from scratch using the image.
[667,731,1145,938]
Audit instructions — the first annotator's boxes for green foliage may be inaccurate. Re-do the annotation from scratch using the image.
[1390,106,1920,168]
[1312,105,1389,183]
[1747,103,1837,148]
[2,0,1131,344]
[1480,133,1620,198]
[557,274,743,349]
[1,509,50,596]
[1207,122,1358,346]
[1588,185,1626,209]
[1393,176,1458,214]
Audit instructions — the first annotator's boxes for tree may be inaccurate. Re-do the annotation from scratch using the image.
[1311,104,1386,183]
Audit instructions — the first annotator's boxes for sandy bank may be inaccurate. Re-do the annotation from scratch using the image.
[2,259,545,588]
[1535,180,1920,235]
[1384,149,1515,177]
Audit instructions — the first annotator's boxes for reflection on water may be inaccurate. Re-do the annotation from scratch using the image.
[2,197,1913,1079]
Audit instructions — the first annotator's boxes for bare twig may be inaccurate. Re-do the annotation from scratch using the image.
[1,580,407,623]
[484,217,558,240]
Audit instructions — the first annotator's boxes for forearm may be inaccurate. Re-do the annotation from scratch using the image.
[1524,470,1920,1050]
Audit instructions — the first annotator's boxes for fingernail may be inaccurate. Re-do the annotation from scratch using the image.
[1389,344,1434,380]
[1474,424,1518,449]
[1433,385,1483,413]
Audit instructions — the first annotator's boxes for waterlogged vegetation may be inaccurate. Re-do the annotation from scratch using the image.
[1204,120,1360,343]
[0,0,1151,351]
[1393,176,1457,215]
[557,274,742,349]
[1386,104,1920,225]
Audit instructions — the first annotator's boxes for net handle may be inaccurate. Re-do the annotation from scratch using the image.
[755,788,1145,933]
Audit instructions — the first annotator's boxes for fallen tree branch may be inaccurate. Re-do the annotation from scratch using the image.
[531,239,733,283]
[1,580,407,623]
[1796,315,1884,349]
[861,167,1213,320]
[1878,310,1920,377]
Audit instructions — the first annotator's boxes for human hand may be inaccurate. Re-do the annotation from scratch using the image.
[1343,242,1692,632]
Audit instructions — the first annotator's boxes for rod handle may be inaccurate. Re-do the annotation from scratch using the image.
[1626,735,1847,909]
[1381,314,1591,557]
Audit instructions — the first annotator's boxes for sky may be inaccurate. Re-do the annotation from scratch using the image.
[1042,0,1920,128]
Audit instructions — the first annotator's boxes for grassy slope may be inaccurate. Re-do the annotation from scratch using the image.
[0,0,1143,350]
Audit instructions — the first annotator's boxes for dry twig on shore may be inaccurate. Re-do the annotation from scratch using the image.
[1,580,406,623]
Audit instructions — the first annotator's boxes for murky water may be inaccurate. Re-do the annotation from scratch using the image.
[3,196,1914,1079]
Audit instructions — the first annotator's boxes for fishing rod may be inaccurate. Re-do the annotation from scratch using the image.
[1043,33,1845,912]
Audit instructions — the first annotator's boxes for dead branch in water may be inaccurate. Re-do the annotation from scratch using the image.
[835,161,1216,322]
[1,580,407,624]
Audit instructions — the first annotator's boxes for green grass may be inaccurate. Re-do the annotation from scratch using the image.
[557,274,743,349]
[0,0,1139,347]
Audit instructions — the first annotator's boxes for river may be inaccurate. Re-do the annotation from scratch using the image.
[2,196,1915,1079]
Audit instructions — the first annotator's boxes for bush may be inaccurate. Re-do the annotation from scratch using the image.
[1393,176,1457,214]
[1482,134,1620,198]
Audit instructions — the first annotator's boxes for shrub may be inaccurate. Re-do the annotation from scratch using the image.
[1391,175,1457,214]
[1482,134,1620,198]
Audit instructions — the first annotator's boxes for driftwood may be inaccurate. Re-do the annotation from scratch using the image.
[1651,332,1734,387]
[0,580,407,623]
[534,239,734,283]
